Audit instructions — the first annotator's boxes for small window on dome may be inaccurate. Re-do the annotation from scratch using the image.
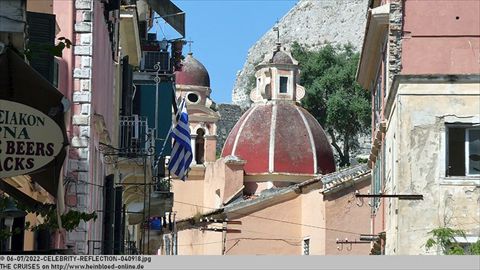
[187,92,199,104]
[279,76,288,94]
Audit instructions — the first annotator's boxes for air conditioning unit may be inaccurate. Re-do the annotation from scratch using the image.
[141,51,170,72]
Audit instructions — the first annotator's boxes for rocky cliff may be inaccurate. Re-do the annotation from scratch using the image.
[232,0,369,108]
[216,103,245,154]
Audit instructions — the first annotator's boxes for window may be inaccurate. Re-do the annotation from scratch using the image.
[454,236,480,255]
[303,238,310,255]
[446,126,480,176]
[27,12,56,83]
[279,76,288,94]
[187,92,200,104]
[195,129,205,164]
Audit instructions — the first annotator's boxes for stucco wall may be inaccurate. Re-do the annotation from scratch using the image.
[324,179,372,255]
[172,178,205,221]
[401,0,480,75]
[300,184,327,255]
[225,196,302,255]
[177,229,222,255]
[387,81,480,254]
[90,1,115,137]
[53,0,75,137]
[27,0,53,14]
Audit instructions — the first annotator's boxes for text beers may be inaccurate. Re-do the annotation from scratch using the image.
[0,141,55,172]
[0,100,64,178]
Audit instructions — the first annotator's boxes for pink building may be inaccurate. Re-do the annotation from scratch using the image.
[50,0,119,254]
[357,0,480,254]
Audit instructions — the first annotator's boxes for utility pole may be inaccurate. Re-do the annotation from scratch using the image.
[200,218,242,255]
[221,221,227,255]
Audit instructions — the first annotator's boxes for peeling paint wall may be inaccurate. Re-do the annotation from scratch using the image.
[386,81,480,254]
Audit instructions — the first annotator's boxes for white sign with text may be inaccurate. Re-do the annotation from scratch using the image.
[0,100,64,178]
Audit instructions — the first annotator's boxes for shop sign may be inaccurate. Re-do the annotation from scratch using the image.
[0,100,64,178]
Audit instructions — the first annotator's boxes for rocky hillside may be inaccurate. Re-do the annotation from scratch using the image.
[232,0,369,108]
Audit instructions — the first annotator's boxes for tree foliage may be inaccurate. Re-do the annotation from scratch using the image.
[291,43,371,167]
[425,227,480,255]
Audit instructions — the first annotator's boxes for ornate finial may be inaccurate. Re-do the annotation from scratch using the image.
[272,19,280,43]
[185,39,194,53]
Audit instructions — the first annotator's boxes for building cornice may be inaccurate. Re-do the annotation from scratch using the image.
[356,3,390,89]
[385,74,480,118]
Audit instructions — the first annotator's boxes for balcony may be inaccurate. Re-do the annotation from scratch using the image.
[119,115,155,158]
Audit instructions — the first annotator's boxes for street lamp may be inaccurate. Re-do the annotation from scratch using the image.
[1,197,27,252]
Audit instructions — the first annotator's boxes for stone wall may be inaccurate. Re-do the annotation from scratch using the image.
[232,0,369,109]
[216,104,244,154]
[388,0,403,83]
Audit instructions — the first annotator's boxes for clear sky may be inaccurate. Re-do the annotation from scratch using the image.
[153,0,298,104]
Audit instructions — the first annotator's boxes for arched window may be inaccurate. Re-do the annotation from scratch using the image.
[195,129,205,164]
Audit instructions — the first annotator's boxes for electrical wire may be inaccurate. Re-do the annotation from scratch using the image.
[175,237,302,247]
[154,16,167,40]
[173,200,366,236]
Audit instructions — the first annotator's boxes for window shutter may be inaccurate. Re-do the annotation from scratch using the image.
[121,56,134,116]
[26,12,56,84]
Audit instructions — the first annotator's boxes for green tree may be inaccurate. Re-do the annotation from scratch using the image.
[291,42,371,167]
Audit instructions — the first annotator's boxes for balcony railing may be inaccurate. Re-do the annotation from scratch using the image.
[119,115,155,158]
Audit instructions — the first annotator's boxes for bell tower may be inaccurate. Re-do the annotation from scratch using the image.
[250,43,305,104]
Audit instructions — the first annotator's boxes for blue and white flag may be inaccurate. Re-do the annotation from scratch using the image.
[168,98,192,180]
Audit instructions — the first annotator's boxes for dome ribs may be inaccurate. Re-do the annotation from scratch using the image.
[273,103,314,174]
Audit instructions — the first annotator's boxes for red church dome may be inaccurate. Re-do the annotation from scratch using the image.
[175,53,210,87]
[222,102,335,176]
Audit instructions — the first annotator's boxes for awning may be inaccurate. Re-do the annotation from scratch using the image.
[0,48,69,204]
[147,0,185,37]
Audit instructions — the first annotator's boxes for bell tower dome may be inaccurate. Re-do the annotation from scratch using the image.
[250,42,305,104]
[222,43,335,194]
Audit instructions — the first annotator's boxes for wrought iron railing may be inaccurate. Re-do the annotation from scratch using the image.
[98,115,155,164]
[87,240,102,255]
[119,115,151,157]
[124,241,139,255]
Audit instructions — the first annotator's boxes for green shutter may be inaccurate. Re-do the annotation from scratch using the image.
[26,12,56,84]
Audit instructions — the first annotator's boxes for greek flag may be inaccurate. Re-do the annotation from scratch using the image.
[168,98,192,180]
